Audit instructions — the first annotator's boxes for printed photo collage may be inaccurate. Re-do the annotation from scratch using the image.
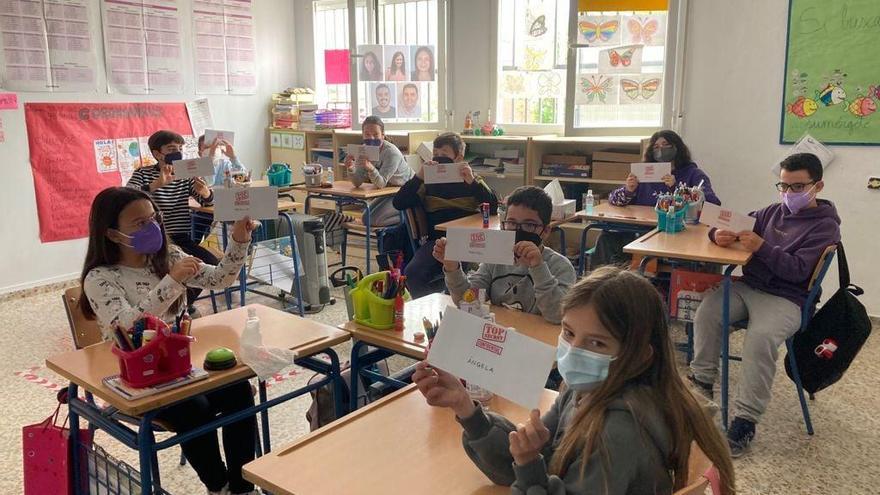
[358,44,435,121]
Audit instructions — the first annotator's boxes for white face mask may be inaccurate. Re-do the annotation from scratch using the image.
[555,336,617,392]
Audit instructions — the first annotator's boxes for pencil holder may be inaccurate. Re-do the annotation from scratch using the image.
[685,198,704,224]
[267,163,292,187]
[111,317,192,388]
[656,205,687,233]
[349,271,411,330]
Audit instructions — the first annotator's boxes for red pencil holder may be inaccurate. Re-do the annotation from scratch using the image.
[111,320,192,388]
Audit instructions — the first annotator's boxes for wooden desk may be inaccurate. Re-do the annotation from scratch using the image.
[435,213,576,232]
[243,385,558,495]
[292,181,400,199]
[250,178,295,193]
[46,304,349,416]
[189,197,302,215]
[622,224,752,266]
[577,203,657,227]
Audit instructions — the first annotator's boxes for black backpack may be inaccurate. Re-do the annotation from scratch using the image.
[784,243,871,394]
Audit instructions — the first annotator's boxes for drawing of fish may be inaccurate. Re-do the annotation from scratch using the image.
[817,83,846,106]
[788,96,818,118]
[847,96,876,117]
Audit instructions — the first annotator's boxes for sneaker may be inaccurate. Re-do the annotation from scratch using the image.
[727,417,756,458]
[687,374,714,401]
[207,484,229,495]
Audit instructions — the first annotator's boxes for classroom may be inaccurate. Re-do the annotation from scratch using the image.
[1,0,877,494]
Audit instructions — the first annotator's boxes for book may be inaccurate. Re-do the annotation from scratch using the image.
[102,368,210,400]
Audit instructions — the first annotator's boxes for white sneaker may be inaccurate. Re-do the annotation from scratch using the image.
[207,484,229,495]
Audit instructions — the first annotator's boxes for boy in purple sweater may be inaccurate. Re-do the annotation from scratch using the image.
[689,153,840,457]
[592,130,720,267]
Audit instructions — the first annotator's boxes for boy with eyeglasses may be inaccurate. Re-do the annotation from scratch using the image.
[432,185,576,324]
[689,152,840,457]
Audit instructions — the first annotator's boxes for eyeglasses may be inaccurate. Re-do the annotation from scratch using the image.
[775,181,815,193]
[500,221,545,234]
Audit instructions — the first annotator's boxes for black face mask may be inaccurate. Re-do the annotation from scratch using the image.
[164,151,183,164]
[433,156,454,164]
[515,229,543,247]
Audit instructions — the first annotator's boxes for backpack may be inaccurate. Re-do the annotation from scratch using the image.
[784,243,871,394]
[305,360,389,431]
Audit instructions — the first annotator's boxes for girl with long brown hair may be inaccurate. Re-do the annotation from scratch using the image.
[413,266,735,494]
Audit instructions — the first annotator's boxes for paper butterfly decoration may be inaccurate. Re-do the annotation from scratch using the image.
[627,17,660,44]
[524,46,547,71]
[503,73,526,95]
[578,20,619,44]
[537,72,562,97]
[529,14,547,37]
[581,75,613,103]
[608,48,635,67]
[621,78,661,100]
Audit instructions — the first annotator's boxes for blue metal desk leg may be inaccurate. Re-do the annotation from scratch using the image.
[577,225,597,277]
[349,340,365,411]
[720,265,735,431]
[68,384,83,495]
[137,412,158,495]
[220,222,233,310]
[259,380,271,454]
[363,203,372,274]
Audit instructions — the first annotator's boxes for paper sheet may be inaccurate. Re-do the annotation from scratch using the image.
[774,134,834,176]
[192,0,256,94]
[213,186,279,221]
[417,141,433,163]
[543,179,565,203]
[699,203,756,234]
[347,144,381,162]
[324,49,350,84]
[204,128,234,146]
[630,162,671,183]
[598,44,644,74]
[445,227,515,265]
[423,162,464,184]
[172,156,214,179]
[427,307,556,410]
[186,98,214,138]
[0,93,18,109]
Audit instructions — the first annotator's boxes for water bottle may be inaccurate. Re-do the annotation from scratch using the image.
[583,189,595,215]
[326,166,335,184]
[242,307,261,346]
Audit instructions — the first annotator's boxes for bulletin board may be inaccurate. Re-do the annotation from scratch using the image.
[780,0,880,145]
[25,102,193,242]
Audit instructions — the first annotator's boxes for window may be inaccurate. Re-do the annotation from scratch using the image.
[496,0,570,126]
[312,1,367,110]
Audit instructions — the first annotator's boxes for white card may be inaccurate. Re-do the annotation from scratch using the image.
[423,162,465,184]
[417,142,433,163]
[699,203,756,234]
[427,307,556,410]
[774,134,834,176]
[630,162,671,183]
[172,156,214,179]
[213,186,279,221]
[445,227,515,265]
[347,144,381,162]
[204,129,234,146]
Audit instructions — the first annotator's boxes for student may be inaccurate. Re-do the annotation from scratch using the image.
[126,130,216,316]
[690,152,840,458]
[393,132,498,297]
[385,51,406,81]
[80,186,260,495]
[360,50,382,81]
[433,186,575,324]
[200,135,248,187]
[371,84,397,119]
[413,267,735,494]
[345,115,414,226]
[593,130,721,267]
[411,46,434,81]
[397,83,422,119]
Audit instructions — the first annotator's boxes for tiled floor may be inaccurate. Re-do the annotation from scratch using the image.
[2,250,878,494]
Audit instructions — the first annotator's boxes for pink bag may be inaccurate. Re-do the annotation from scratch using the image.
[22,393,93,495]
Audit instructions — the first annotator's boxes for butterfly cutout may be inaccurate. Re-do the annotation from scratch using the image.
[621,78,661,100]
[628,17,659,44]
[524,46,547,71]
[529,14,547,37]
[537,72,562,96]
[578,20,619,43]
[580,75,613,103]
[608,48,635,67]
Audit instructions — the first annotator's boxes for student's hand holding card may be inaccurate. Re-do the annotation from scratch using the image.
[445,228,516,265]
[193,177,211,198]
[432,237,460,272]
[514,241,543,268]
[713,229,737,247]
[412,361,475,418]
[737,231,765,252]
[509,409,551,466]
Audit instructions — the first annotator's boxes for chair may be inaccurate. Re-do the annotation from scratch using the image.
[721,244,837,435]
[672,442,722,495]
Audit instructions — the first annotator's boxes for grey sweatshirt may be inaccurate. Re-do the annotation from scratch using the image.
[458,386,674,494]
[444,247,576,324]
[351,140,414,226]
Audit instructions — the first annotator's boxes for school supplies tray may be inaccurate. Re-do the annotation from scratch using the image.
[350,271,411,330]
[110,315,193,388]
[102,368,209,400]
[267,163,292,187]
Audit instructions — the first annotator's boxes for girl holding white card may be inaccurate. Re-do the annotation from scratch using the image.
[413,267,735,495]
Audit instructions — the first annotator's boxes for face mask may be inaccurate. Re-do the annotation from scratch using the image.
[363,139,382,147]
[653,146,676,162]
[515,228,543,247]
[163,151,183,164]
[556,337,616,392]
[115,220,164,255]
[781,187,815,214]
[433,156,454,164]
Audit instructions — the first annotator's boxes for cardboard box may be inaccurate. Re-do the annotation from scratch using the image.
[591,161,631,180]
[542,154,588,165]
[592,150,641,163]
[552,199,577,220]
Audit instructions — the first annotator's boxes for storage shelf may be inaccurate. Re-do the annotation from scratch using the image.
[534,175,625,185]
[310,148,334,153]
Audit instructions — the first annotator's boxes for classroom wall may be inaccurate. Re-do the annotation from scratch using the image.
[0,0,297,294]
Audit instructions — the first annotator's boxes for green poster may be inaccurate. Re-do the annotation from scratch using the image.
[780,0,880,144]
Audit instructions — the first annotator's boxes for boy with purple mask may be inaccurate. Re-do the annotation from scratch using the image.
[689,152,840,458]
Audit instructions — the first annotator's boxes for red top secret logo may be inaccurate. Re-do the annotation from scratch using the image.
[469,231,486,249]
[645,165,654,175]
[234,190,250,206]
[481,323,507,343]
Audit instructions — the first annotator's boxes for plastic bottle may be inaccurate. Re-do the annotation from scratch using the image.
[326,165,335,184]
[583,189,595,215]
[242,307,261,346]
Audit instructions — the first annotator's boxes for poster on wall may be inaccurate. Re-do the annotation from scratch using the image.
[101,0,184,94]
[192,0,257,95]
[780,0,880,144]
[0,0,97,92]
[356,44,435,122]
[25,102,193,242]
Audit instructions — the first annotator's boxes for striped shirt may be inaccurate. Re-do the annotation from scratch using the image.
[126,166,213,235]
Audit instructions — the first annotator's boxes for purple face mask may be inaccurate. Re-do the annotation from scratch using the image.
[781,187,815,215]
[116,220,164,254]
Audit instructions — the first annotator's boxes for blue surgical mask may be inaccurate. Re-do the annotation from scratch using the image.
[556,336,616,392]
[363,138,382,147]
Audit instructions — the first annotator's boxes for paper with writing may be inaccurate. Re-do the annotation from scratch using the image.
[347,144,381,162]
[630,162,671,183]
[417,141,433,163]
[427,307,556,409]
[186,98,214,138]
[423,162,465,184]
[699,203,756,233]
[204,129,235,146]
[213,186,279,221]
[446,227,515,265]
[172,156,214,179]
